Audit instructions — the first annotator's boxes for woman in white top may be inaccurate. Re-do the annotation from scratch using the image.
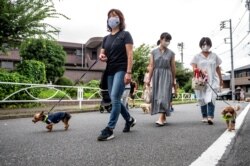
[190,37,223,125]
[240,88,245,101]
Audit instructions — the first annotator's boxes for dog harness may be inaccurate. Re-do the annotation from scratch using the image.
[43,115,52,124]
[222,114,236,123]
[43,112,66,124]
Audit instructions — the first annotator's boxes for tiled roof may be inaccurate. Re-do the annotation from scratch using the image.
[227,64,250,73]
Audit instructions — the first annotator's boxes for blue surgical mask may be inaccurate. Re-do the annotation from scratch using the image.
[108,17,120,29]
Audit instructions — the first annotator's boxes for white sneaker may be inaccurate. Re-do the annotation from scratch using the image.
[201,118,208,123]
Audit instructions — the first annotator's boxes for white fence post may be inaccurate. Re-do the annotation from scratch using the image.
[77,87,83,109]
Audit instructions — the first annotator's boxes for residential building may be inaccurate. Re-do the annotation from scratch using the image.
[223,64,250,97]
[0,37,106,83]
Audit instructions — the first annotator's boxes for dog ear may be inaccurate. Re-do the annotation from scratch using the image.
[234,105,240,111]
[40,111,44,115]
[221,109,226,115]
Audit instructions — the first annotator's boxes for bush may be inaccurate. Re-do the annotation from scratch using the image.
[54,77,76,97]
[0,71,41,108]
[83,80,101,98]
[55,77,73,86]
[20,38,66,83]
[17,60,46,84]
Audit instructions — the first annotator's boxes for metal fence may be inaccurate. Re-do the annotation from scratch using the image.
[0,81,195,108]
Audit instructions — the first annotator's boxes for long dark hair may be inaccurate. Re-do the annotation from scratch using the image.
[107,9,126,32]
[157,32,172,45]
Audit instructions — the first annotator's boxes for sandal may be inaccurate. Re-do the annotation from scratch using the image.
[155,120,165,126]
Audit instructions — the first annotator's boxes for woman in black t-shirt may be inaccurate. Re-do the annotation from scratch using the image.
[97,9,136,141]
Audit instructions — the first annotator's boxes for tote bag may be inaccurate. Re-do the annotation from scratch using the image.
[143,85,152,103]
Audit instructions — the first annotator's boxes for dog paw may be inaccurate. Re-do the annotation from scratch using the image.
[65,124,69,130]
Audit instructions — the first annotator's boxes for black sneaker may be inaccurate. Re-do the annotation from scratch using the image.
[97,127,114,141]
[123,117,136,132]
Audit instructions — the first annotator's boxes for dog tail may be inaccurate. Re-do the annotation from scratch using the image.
[234,104,240,111]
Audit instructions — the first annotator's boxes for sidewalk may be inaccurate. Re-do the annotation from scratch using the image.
[0,104,99,120]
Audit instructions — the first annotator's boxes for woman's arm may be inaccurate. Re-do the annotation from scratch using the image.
[124,43,133,84]
[147,54,154,85]
[171,55,176,85]
[191,64,197,71]
[216,66,223,86]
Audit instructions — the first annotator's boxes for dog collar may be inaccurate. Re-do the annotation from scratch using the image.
[222,115,234,121]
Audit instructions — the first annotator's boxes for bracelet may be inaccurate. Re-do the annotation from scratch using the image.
[126,72,132,74]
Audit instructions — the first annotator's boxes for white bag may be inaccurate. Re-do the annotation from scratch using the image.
[143,86,152,103]
[192,77,206,91]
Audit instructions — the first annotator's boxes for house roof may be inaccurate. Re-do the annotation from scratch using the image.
[227,64,250,73]
[58,41,83,49]
[85,37,103,48]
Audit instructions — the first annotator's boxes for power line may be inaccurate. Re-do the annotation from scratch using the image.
[232,9,248,33]
[217,32,250,55]
[233,32,250,49]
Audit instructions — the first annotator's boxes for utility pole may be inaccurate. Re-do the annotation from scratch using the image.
[220,19,235,101]
[246,0,250,32]
[177,42,184,65]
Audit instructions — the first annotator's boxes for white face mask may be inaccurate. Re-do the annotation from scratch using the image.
[202,45,211,52]
[162,41,170,48]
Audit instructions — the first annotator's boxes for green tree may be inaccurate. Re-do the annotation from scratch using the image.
[0,0,69,53]
[175,61,193,91]
[16,60,46,83]
[20,38,66,83]
[132,44,152,86]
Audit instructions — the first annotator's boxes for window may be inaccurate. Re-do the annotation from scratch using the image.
[1,61,14,69]
[92,51,97,60]
[75,50,82,56]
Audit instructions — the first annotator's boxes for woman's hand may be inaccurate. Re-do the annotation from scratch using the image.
[99,53,107,62]
[124,73,131,84]
[173,83,177,96]
[145,79,151,87]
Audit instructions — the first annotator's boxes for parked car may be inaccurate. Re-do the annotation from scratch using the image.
[217,90,232,100]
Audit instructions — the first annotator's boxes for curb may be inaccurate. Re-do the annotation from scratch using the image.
[0,105,100,120]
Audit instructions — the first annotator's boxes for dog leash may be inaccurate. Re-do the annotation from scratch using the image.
[206,82,232,106]
[47,60,98,114]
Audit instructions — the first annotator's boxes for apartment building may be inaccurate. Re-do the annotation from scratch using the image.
[0,37,106,83]
[223,64,250,97]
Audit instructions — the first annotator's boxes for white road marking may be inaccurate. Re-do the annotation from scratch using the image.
[189,103,250,166]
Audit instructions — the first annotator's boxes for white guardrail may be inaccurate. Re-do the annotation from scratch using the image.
[0,82,195,109]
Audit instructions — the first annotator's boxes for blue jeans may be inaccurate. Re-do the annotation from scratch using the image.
[200,102,215,118]
[107,71,131,129]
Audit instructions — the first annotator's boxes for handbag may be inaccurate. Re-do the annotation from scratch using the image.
[143,85,152,103]
[192,68,207,91]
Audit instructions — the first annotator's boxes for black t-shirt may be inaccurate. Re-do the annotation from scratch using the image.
[102,31,133,75]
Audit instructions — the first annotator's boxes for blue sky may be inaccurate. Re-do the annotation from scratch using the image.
[47,0,250,73]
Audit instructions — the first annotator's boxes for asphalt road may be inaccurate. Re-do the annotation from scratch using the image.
[0,101,249,166]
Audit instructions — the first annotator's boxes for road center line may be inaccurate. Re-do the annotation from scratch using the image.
[189,103,250,166]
